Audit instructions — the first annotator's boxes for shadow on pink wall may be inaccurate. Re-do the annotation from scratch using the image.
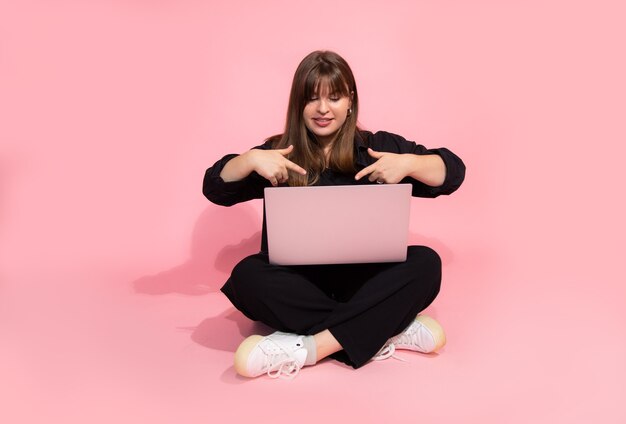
[130,200,456,296]
[131,203,263,295]
[130,201,456,359]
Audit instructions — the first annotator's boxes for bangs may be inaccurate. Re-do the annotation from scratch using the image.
[304,65,351,99]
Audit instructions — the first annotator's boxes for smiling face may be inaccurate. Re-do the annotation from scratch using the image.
[302,80,352,146]
[280,51,360,185]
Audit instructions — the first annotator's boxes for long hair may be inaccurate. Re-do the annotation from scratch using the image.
[270,50,361,186]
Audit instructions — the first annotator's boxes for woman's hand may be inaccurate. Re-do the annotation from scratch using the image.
[246,145,307,186]
[354,148,415,184]
[354,148,446,186]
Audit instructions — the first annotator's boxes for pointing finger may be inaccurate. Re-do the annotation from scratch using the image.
[355,164,375,181]
[285,159,307,175]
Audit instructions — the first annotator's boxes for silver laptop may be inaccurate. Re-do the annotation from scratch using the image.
[264,184,412,265]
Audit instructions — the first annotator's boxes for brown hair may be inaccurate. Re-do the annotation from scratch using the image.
[269,50,361,186]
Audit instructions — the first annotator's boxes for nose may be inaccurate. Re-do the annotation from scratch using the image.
[316,98,329,114]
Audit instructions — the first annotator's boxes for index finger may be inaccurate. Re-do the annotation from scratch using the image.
[355,164,375,181]
[284,159,307,175]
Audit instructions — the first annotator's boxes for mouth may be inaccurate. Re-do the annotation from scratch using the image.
[313,117,333,127]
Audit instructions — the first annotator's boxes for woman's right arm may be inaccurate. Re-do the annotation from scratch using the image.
[219,151,256,182]
[203,144,306,207]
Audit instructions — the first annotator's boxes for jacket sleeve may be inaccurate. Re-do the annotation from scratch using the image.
[202,142,272,207]
[370,131,466,198]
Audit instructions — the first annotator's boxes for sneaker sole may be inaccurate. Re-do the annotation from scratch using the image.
[415,315,447,352]
[233,335,264,377]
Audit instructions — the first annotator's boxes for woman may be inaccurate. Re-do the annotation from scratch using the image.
[203,50,465,379]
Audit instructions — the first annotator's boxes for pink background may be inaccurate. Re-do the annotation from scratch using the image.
[2,0,625,422]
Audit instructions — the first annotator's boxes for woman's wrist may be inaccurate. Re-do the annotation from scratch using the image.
[405,154,446,187]
[220,151,256,182]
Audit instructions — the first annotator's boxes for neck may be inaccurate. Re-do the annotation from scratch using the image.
[321,140,333,164]
[318,134,334,148]
[315,134,336,166]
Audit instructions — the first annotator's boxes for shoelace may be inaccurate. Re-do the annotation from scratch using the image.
[261,337,303,380]
[392,325,423,350]
[373,320,436,362]
[372,342,408,362]
[372,324,423,362]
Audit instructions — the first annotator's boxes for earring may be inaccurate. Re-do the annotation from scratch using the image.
[347,108,352,116]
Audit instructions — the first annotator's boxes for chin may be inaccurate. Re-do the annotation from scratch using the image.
[316,128,339,138]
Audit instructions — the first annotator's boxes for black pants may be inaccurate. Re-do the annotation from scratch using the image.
[220,245,442,368]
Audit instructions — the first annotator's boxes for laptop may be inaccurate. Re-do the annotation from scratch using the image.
[264,184,412,265]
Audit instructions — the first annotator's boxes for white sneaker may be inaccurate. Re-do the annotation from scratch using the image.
[234,331,309,379]
[373,315,446,361]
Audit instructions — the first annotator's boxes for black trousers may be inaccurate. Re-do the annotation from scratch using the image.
[220,245,442,369]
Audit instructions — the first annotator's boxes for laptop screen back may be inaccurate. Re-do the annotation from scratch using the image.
[264,184,412,265]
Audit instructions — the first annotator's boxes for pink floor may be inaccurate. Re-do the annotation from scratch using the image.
[3,194,625,423]
[2,1,625,423]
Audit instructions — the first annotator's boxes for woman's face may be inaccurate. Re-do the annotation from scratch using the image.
[302,83,352,145]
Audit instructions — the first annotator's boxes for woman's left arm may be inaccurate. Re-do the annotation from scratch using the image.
[404,152,447,187]
[355,148,446,187]
[354,131,466,197]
